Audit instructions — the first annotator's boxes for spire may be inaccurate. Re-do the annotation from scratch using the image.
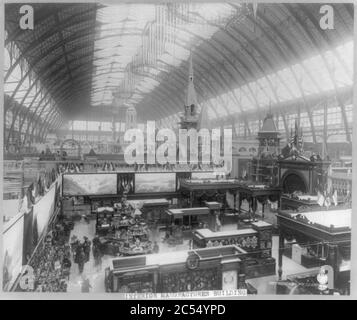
[189,52,194,83]
[185,52,198,108]
[260,112,278,133]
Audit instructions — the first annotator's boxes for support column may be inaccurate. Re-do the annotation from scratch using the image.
[233,192,237,212]
[278,231,285,280]
[252,197,257,221]
[189,191,194,207]
[153,271,159,293]
[326,243,339,288]
[238,192,242,215]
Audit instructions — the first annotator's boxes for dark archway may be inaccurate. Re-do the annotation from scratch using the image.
[60,139,81,159]
[282,173,308,194]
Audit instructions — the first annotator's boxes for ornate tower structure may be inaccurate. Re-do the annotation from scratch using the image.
[257,113,280,158]
[179,54,199,130]
[251,113,280,184]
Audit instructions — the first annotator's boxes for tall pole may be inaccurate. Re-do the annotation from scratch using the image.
[323,102,328,159]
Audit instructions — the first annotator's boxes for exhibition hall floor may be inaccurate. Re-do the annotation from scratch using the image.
[66,216,309,294]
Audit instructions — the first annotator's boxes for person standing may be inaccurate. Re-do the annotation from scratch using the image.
[152,241,159,254]
[81,275,92,293]
[62,256,72,280]
[83,237,91,263]
[70,235,79,260]
[76,247,86,274]
[93,244,102,271]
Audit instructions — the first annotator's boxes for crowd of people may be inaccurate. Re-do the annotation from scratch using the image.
[70,236,92,274]
[28,223,72,292]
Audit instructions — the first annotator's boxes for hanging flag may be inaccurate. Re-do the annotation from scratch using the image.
[253,2,258,19]
[317,191,325,207]
[324,195,331,210]
[326,165,333,194]
[332,189,338,206]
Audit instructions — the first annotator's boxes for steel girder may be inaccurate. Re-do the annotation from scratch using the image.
[5,4,99,46]
[250,9,318,143]
[6,28,97,102]
[4,3,353,138]
[5,44,96,118]
[290,4,351,143]
[209,86,352,141]
[37,107,59,139]
[39,111,60,141]
[4,5,98,80]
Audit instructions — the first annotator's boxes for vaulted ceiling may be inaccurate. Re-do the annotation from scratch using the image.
[4,3,354,126]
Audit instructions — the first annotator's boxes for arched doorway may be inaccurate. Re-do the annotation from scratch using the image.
[282,173,308,194]
[60,139,81,159]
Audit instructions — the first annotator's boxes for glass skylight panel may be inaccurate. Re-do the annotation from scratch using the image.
[207,105,216,120]
[306,55,334,91]
[91,3,236,107]
[269,72,290,101]
[211,98,228,117]
[336,41,353,73]
[29,94,43,111]
[291,63,320,95]
[276,69,300,99]
[14,82,30,103]
[223,93,238,113]
[192,3,234,21]
[324,49,352,88]
[23,92,37,107]
[4,47,11,72]
[92,4,157,106]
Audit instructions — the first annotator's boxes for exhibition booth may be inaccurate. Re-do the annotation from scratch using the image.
[2,178,61,291]
[277,208,351,293]
[105,245,258,293]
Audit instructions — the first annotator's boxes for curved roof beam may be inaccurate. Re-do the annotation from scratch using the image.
[288,3,351,143]
[252,9,319,143]
[5,4,99,45]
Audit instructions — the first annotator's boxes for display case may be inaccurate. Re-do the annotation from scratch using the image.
[165,207,209,238]
[192,221,276,279]
[277,208,351,292]
[105,246,251,293]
